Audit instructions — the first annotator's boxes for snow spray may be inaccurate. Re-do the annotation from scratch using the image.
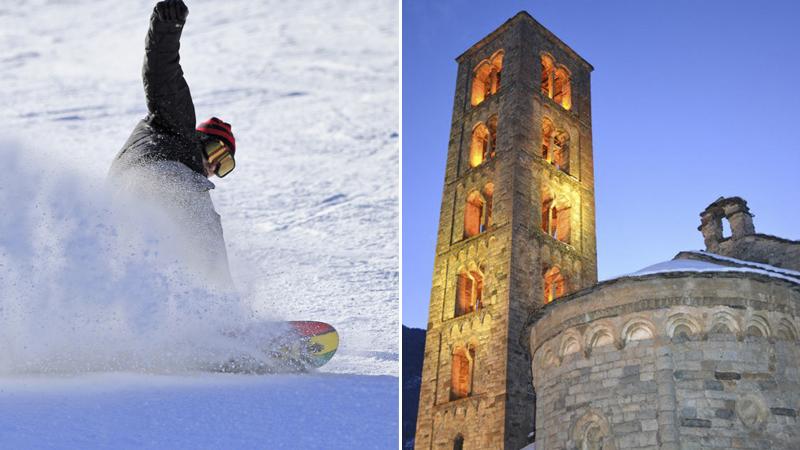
[0,139,282,374]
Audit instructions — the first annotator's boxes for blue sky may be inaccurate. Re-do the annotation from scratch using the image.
[402,0,800,328]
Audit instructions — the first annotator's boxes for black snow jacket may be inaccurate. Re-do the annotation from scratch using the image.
[110,10,205,177]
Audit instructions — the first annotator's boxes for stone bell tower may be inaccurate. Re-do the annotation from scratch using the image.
[415,12,598,450]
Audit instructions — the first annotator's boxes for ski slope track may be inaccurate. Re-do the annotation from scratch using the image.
[0,0,398,448]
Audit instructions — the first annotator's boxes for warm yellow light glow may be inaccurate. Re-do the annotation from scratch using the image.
[470,151,484,168]
[543,266,565,303]
[469,122,489,168]
[470,51,504,107]
[561,93,572,110]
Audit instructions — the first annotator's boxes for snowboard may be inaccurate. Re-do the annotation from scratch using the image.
[216,320,339,374]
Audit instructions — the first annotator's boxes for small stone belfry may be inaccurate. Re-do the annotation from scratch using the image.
[415,12,597,449]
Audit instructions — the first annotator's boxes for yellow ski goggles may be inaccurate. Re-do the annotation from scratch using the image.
[204,140,235,178]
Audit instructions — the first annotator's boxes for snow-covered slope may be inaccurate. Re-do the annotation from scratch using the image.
[0,0,398,447]
[0,373,397,449]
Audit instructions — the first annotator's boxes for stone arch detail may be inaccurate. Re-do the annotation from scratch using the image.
[709,309,741,335]
[621,317,656,345]
[540,346,559,369]
[559,329,583,358]
[569,410,617,450]
[744,313,771,338]
[776,318,798,341]
[584,322,616,355]
[666,312,702,338]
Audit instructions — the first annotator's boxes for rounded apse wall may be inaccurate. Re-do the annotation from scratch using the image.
[529,272,800,450]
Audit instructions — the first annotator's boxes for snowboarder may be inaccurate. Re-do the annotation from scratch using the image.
[109,0,236,289]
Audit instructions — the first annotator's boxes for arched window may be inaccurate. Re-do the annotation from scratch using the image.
[541,195,571,243]
[464,186,492,238]
[543,266,566,303]
[455,270,483,317]
[453,435,464,450]
[541,55,554,97]
[469,117,498,168]
[464,191,484,238]
[450,346,475,399]
[470,51,504,106]
[553,66,571,110]
[469,123,489,168]
[541,55,572,111]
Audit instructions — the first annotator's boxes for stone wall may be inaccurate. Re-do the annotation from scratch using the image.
[529,273,800,449]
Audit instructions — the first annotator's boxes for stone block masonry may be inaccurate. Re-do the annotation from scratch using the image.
[530,273,800,449]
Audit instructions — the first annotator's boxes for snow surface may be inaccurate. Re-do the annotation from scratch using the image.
[683,250,800,280]
[627,254,800,285]
[0,373,397,449]
[0,0,398,447]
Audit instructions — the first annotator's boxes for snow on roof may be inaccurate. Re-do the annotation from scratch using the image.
[619,252,800,286]
[682,250,800,279]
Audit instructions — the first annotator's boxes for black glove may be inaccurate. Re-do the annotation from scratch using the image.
[154,0,189,23]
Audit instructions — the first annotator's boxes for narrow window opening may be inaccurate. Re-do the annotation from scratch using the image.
[543,266,566,303]
[453,435,464,450]
[455,270,483,317]
[450,347,474,400]
[455,272,474,317]
[463,191,484,238]
[469,123,489,168]
[553,67,571,110]
[541,195,570,244]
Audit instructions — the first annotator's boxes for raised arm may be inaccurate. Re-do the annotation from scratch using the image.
[142,0,196,137]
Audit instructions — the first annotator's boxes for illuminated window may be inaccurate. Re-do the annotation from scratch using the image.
[450,346,475,399]
[543,266,566,303]
[455,270,483,317]
[540,55,572,110]
[469,116,498,168]
[464,191,484,238]
[470,51,504,106]
[469,123,489,168]
[541,195,570,243]
[464,185,493,238]
[553,67,572,110]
